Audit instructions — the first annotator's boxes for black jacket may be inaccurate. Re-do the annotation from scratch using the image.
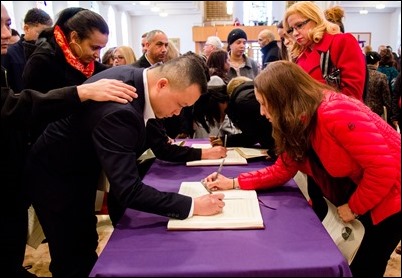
[260,40,280,70]
[24,65,192,220]
[225,81,276,156]
[22,29,107,93]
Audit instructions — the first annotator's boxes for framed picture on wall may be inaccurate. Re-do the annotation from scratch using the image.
[351,32,371,48]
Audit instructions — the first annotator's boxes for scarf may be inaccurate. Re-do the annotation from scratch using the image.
[54,25,94,78]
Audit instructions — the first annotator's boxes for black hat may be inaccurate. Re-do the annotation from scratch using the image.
[366,51,381,65]
[227,28,247,46]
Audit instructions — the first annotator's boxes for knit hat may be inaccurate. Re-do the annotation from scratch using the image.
[366,51,381,65]
[227,28,247,46]
[205,36,223,49]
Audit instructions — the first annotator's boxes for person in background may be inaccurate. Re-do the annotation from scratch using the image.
[101,46,116,67]
[10,28,20,44]
[141,32,148,54]
[23,53,225,277]
[257,29,280,69]
[1,4,137,277]
[363,45,373,55]
[202,35,223,61]
[324,5,345,33]
[284,1,366,101]
[378,48,399,94]
[164,39,180,62]
[390,72,401,130]
[226,28,259,81]
[22,7,110,140]
[364,51,391,119]
[133,29,168,68]
[276,20,294,61]
[113,45,136,66]
[23,7,109,94]
[193,76,276,159]
[2,8,52,93]
[203,60,401,278]
[206,49,231,84]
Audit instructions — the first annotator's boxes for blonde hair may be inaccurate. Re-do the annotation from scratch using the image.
[114,45,137,64]
[227,76,252,96]
[164,40,180,62]
[324,6,345,32]
[284,1,340,59]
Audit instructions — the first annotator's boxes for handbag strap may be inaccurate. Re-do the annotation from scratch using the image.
[320,50,332,79]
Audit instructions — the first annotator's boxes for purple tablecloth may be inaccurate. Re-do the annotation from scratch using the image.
[90,140,352,277]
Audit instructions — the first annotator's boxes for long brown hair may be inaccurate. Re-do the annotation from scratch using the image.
[254,60,332,160]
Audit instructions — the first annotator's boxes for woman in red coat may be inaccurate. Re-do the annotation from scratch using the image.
[203,61,401,277]
[283,1,366,101]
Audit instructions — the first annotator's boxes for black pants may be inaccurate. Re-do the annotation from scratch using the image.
[307,176,401,276]
[350,211,401,277]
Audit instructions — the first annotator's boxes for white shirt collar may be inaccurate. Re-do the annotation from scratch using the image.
[142,68,155,125]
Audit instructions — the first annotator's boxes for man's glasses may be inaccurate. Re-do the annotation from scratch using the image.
[287,19,311,34]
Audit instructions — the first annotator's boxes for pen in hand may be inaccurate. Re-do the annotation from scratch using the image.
[201,179,213,194]
[214,158,225,180]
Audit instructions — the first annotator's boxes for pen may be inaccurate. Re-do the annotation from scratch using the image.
[214,158,225,180]
[201,179,212,194]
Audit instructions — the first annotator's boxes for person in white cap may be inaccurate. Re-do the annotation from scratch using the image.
[203,35,223,60]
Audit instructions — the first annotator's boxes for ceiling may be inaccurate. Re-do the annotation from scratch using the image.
[101,1,401,17]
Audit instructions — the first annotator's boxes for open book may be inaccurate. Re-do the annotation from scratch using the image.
[235,147,269,159]
[167,182,264,230]
[186,144,248,166]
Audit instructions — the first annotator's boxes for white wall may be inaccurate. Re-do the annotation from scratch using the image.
[344,10,401,52]
[6,1,401,57]
[130,14,203,57]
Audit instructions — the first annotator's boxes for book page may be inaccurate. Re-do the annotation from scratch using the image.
[167,182,264,230]
[186,144,247,166]
[235,147,269,159]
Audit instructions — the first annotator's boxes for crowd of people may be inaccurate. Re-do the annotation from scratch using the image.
[1,1,400,277]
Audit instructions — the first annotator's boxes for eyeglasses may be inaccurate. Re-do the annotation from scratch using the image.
[287,19,311,34]
[341,226,352,240]
[113,55,125,60]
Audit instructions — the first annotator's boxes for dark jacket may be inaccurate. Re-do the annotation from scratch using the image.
[22,29,107,93]
[260,40,280,70]
[146,118,201,162]
[1,35,32,93]
[132,57,199,162]
[132,54,152,68]
[25,65,192,219]
[225,81,276,157]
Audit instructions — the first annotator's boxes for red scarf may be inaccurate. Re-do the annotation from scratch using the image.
[54,25,95,78]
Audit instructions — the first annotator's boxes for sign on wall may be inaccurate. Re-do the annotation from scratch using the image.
[351,32,371,48]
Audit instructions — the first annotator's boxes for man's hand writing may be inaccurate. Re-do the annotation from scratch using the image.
[193,193,225,215]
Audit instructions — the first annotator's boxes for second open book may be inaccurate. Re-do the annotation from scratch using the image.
[167,182,264,230]
[186,143,269,166]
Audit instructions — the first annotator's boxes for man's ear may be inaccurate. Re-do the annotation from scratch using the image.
[156,78,168,90]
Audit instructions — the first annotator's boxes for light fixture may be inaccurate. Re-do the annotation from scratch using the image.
[359,8,368,15]
[151,6,161,12]
[159,11,168,17]
[376,4,385,9]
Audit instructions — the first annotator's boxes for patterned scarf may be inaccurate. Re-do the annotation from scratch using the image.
[54,25,94,78]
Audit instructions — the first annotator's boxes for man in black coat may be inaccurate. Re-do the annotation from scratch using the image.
[23,53,225,277]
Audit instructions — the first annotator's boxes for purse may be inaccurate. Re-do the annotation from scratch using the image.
[320,50,341,91]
